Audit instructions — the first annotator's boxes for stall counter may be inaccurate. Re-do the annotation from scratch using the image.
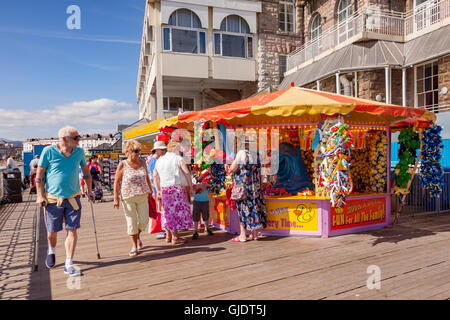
[209,193,391,238]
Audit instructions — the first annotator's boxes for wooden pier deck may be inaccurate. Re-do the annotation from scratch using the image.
[1,191,450,300]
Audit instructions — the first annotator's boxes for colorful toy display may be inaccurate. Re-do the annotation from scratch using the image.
[207,163,226,195]
[350,148,370,193]
[393,128,420,193]
[368,131,387,193]
[318,119,354,207]
[420,124,444,198]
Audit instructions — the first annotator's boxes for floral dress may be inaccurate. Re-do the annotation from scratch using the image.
[233,152,267,231]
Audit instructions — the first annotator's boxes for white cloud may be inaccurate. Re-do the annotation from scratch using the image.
[0,98,139,140]
[0,26,140,45]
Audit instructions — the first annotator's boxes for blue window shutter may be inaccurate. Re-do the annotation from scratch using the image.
[199,32,206,54]
[214,33,221,55]
[163,28,171,50]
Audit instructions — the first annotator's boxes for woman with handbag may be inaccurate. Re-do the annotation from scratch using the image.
[230,149,267,242]
[113,140,153,256]
[153,140,193,245]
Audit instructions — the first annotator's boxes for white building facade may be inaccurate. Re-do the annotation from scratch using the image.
[137,0,262,121]
[23,136,118,154]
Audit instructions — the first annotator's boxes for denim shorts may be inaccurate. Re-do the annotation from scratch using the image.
[45,196,82,233]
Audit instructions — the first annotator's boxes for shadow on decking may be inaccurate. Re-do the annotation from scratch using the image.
[0,197,52,300]
[28,206,52,299]
[367,213,450,246]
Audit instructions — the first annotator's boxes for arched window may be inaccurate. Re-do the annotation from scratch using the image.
[214,15,253,59]
[168,8,201,28]
[163,9,206,54]
[310,14,322,41]
[337,0,354,43]
[279,0,295,32]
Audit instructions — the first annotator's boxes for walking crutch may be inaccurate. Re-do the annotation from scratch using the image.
[33,205,41,271]
[89,199,101,259]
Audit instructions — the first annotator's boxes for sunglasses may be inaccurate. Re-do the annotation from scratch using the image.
[131,149,141,154]
[68,135,81,141]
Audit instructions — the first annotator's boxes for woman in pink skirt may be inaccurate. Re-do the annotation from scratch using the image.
[153,140,193,244]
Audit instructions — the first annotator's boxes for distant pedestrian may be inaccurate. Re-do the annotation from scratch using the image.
[6,155,18,170]
[30,155,40,193]
[153,140,193,245]
[146,141,167,239]
[89,156,102,194]
[29,155,40,174]
[36,126,93,277]
[113,140,153,256]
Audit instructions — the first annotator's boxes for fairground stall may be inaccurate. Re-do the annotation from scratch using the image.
[158,87,437,238]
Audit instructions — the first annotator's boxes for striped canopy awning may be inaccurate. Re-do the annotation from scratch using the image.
[159,87,435,128]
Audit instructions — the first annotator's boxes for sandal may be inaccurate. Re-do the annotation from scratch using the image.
[248,234,259,241]
[138,239,144,250]
[171,238,186,245]
[231,236,247,243]
[129,248,138,256]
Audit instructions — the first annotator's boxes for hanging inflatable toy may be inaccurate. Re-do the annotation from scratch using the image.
[318,119,354,207]
[420,124,444,198]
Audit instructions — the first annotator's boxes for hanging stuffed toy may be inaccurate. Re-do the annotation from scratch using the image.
[368,131,388,193]
[420,124,444,198]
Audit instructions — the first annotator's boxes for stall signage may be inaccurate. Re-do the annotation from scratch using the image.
[140,142,154,155]
[210,198,229,227]
[265,202,318,232]
[330,198,386,230]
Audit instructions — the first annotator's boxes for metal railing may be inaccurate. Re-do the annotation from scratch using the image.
[392,171,450,217]
[418,104,450,113]
[287,0,450,71]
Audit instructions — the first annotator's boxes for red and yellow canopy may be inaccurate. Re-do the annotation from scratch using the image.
[160,87,435,129]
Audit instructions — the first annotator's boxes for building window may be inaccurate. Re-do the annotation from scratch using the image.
[279,0,295,32]
[337,0,354,44]
[214,15,253,59]
[163,9,206,54]
[311,14,322,41]
[416,61,439,112]
[310,14,322,56]
[279,55,287,83]
[163,97,195,112]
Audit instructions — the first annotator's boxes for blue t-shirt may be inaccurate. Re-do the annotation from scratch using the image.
[148,156,158,194]
[194,186,209,202]
[38,145,87,198]
[148,156,157,180]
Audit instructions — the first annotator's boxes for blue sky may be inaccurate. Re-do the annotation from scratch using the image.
[0,0,146,140]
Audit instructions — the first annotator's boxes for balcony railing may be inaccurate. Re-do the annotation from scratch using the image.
[419,104,450,113]
[287,0,450,71]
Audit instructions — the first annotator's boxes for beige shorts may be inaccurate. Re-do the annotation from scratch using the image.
[122,194,149,235]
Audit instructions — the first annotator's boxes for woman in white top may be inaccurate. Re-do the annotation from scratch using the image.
[154,140,193,245]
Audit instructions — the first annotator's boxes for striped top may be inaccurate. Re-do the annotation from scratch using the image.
[120,160,151,200]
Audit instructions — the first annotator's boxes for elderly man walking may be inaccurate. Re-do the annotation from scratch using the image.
[36,126,93,276]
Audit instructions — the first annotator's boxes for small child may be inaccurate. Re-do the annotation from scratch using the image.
[192,182,213,240]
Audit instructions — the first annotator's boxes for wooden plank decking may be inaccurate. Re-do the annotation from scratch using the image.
[1,191,450,300]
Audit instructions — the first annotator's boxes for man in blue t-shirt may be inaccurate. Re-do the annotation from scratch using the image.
[36,126,93,277]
